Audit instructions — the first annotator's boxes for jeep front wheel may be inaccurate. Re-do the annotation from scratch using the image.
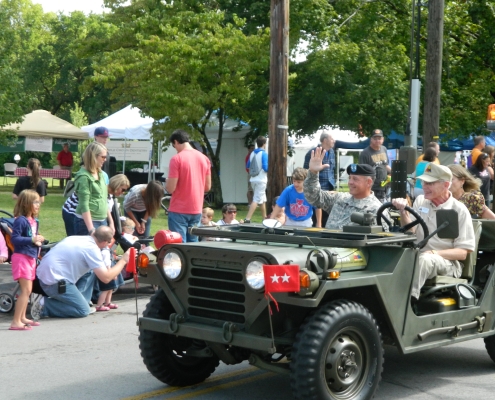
[139,289,219,386]
[484,335,495,363]
[290,300,384,400]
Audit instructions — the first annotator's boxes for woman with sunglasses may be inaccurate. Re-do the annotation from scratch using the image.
[216,204,240,225]
[72,142,114,236]
[62,174,130,236]
[469,152,491,207]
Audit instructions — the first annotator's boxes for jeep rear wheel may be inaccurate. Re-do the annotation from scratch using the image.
[139,289,219,386]
[290,300,384,400]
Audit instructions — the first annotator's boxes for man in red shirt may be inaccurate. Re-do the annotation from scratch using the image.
[165,129,211,242]
[57,142,73,187]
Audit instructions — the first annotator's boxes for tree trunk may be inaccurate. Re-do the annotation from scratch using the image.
[422,0,444,146]
[198,109,224,208]
[267,0,289,212]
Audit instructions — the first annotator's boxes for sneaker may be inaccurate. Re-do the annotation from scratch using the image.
[243,219,251,224]
[88,306,96,314]
[30,296,44,321]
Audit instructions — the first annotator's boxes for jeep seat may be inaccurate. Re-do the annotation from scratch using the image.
[424,220,482,286]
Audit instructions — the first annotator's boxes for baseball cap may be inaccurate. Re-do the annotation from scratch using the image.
[347,164,376,177]
[94,127,109,138]
[372,129,383,137]
[417,163,452,183]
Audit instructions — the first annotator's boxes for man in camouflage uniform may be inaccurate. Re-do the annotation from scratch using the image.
[303,147,389,231]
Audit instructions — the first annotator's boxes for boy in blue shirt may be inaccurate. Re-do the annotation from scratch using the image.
[272,167,313,227]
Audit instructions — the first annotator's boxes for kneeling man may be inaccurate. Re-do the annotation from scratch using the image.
[392,163,475,299]
[32,226,130,319]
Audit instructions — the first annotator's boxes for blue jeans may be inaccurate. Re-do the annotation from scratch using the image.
[40,271,96,318]
[168,212,201,243]
[124,210,152,238]
[74,217,107,235]
[62,209,75,236]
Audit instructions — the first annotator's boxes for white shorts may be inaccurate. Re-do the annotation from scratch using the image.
[251,181,267,204]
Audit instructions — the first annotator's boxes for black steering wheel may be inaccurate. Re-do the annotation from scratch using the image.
[376,202,429,248]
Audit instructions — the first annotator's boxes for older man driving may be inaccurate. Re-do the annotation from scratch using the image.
[303,147,388,231]
[392,163,475,300]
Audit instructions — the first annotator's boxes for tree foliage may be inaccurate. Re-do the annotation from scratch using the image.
[289,0,412,137]
[0,0,44,138]
[91,1,270,204]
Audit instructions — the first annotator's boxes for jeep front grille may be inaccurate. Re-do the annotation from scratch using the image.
[187,260,246,324]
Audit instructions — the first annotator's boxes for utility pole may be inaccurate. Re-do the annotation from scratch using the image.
[422,0,444,146]
[267,0,289,209]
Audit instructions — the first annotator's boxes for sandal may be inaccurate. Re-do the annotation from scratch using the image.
[95,305,110,312]
[103,303,118,309]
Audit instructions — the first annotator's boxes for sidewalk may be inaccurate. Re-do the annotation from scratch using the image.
[0,261,155,322]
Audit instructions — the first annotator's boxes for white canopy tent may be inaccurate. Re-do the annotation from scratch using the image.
[82,105,154,173]
[81,105,153,140]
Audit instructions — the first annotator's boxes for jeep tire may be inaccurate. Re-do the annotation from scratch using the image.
[139,289,220,386]
[484,335,495,363]
[290,300,384,400]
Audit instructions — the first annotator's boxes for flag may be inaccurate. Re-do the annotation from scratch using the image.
[263,265,300,293]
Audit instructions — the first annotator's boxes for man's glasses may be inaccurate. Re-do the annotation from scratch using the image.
[227,210,237,214]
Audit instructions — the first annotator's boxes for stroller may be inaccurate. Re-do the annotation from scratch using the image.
[0,209,53,313]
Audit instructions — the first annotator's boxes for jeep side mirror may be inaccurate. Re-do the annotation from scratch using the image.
[436,209,459,239]
[263,219,283,229]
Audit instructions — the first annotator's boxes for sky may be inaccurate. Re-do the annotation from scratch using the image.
[32,0,108,14]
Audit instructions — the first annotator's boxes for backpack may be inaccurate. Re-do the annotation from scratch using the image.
[64,180,75,198]
[249,151,262,177]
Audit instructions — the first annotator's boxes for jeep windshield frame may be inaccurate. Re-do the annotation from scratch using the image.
[190,224,417,247]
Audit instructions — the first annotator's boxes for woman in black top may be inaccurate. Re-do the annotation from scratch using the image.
[469,152,491,207]
[12,158,47,203]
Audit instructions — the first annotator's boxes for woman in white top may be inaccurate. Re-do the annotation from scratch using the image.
[216,204,239,225]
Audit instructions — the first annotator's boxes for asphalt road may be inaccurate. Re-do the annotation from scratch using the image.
[2,263,495,399]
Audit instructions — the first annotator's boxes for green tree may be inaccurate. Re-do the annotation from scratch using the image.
[21,10,114,123]
[92,2,269,205]
[288,0,412,137]
[0,0,45,137]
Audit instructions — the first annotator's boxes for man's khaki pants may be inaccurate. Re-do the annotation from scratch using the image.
[411,253,461,299]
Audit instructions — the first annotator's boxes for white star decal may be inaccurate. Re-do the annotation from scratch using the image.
[281,273,290,283]
[271,274,280,283]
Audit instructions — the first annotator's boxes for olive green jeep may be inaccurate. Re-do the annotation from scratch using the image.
[137,204,495,400]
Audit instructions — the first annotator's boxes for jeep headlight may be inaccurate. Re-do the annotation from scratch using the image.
[246,259,266,290]
[163,251,183,280]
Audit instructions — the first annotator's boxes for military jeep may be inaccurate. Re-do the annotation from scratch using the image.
[137,204,495,400]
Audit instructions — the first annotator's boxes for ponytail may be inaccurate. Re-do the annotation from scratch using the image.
[28,158,41,189]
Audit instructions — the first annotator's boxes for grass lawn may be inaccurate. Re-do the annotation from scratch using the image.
[0,177,264,242]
